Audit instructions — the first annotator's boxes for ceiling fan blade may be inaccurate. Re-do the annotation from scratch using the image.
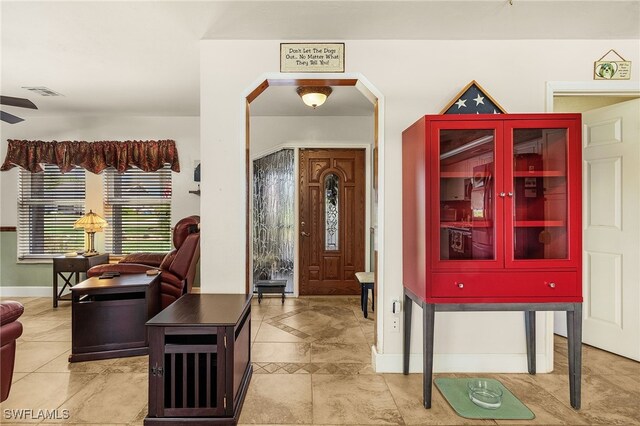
[0,95,37,109]
[1,110,25,124]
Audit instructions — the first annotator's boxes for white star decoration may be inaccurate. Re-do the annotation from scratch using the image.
[455,98,467,109]
[473,94,485,106]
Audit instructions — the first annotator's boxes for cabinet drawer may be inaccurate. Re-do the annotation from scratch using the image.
[55,258,86,272]
[431,271,577,298]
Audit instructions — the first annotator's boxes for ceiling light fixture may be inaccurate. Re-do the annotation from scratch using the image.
[296,86,332,108]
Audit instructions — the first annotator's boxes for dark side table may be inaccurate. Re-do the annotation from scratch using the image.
[69,273,160,362]
[145,294,252,425]
[52,253,109,307]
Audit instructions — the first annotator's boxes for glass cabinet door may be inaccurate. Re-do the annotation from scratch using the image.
[510,127,569,260]
[437,127,498,263]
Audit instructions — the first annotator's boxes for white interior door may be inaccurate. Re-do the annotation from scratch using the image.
[581,98,640,360]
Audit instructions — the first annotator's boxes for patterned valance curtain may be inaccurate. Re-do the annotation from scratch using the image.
[0,139,180,174]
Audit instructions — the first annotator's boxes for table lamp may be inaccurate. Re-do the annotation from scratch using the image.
[73,210,108,256]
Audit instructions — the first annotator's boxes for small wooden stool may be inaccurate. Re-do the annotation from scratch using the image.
[255,280,286,304]
[355,272,375,318]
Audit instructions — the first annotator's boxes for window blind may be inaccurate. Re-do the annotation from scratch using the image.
[17,165,86,259]
[103,166,172,255]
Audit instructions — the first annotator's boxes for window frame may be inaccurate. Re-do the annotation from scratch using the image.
[17,165,86,260]
[103,165,173,255]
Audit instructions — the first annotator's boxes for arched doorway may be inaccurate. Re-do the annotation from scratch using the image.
[244,74,383,345]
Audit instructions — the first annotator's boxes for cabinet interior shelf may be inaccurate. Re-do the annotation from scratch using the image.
[441,220,566,228]
[515,220,566,227]
[441,171,565,178]
[513,171,565,177]
[440,171,489,178]
[441,221,491,228]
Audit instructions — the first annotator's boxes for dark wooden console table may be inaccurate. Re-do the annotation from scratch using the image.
[403,288,583,410]
[69,273,160,362]
[53,253,109,307]
[145,293,252,425]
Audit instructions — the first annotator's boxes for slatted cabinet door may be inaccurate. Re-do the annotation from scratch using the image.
[147,326,226,418]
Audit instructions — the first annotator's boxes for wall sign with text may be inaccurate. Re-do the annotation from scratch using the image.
[594,49,631,80]
[280,43,345,73]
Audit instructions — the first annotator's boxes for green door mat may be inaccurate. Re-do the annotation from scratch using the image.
[435,378,535,420]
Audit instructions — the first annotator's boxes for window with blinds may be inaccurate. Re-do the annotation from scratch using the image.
[17,165,86,259]
[103,166,172,255]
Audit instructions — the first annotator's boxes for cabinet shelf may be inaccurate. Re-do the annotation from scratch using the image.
[443,171,565,178]
[515,220,566,227]
[513,171,565,177]
[441,221,491,228]
[441,171,489,178]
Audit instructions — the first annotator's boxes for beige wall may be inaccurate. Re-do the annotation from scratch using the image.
[250,115,374,157]
[201,39,640,373]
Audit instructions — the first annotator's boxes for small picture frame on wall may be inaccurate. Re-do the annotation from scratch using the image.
[594,49,631,80]
[280,43,345,73]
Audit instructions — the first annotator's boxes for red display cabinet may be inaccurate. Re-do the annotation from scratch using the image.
[401,114,583,409]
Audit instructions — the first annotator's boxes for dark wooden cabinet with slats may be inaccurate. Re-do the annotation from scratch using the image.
[144,294,252,425]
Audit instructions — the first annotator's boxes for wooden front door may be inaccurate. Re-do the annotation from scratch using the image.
[299,149,366,295]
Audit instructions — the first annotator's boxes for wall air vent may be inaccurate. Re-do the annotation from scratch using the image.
[22,86,63,97]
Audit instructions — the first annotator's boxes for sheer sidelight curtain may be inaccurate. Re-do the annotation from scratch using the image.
[252,149,295,293]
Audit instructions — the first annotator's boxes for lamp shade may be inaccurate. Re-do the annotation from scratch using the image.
[296,86,332,108]
[74,210,108,232]
[74,210,107,255]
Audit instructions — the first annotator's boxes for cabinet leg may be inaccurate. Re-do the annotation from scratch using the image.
[423,302,435,409]
[567,303,582,409]
[525,311,536,374]
[403,290,412,375]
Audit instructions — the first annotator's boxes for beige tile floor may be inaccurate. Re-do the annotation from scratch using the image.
[1,295,639,425]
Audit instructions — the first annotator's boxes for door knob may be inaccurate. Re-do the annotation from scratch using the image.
[508,192,513,197]
[301,231,310,237]
[456,282,464,289]
[499,192,506,197]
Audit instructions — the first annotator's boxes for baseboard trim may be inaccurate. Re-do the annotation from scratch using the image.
[372,346,551,373]
[0,286,51,297]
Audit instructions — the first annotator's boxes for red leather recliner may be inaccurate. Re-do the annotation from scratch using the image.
[1,301,24,402]
[88,215,200,309]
